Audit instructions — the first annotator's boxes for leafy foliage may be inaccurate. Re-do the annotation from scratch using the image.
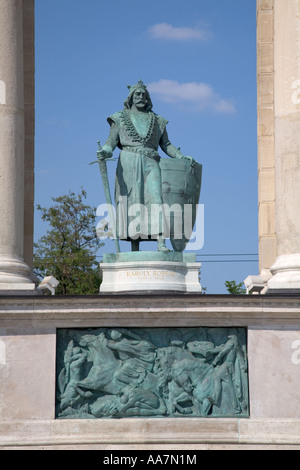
[225,280,246,295]
[34,189,103,295]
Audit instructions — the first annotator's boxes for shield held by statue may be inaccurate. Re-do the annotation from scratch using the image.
[159,158,202,252]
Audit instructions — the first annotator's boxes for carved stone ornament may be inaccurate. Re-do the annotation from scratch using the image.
[56,327,249,419]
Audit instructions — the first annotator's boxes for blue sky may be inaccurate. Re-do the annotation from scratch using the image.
[34,0,258,294]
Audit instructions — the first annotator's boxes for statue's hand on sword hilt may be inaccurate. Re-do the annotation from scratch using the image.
[97,140,115,161]
[97,140,107,161]
[89,140,115,166]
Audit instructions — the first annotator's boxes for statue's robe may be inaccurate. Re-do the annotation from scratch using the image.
[105,110,171,241]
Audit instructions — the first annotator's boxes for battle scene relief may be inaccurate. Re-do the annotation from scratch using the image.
[56,327,249,419]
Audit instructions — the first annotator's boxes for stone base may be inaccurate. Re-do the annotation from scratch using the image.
[0,255,36,294]
[100,252,201,294]
[267,254,300,294]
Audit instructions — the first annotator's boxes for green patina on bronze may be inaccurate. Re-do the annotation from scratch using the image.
[96,81,202,253]
[56,327,249,419]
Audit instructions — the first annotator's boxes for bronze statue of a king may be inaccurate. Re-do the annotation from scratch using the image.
[97,81,201,253]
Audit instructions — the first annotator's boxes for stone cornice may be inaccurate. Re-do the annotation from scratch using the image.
[0,294,299,328]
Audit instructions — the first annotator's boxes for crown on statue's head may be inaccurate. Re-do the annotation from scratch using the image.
[127,80,147,94]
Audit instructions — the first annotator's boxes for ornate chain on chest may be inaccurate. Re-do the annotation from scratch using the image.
[121,110,157,145]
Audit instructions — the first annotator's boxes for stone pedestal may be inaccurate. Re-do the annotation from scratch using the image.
[100,252,201,293]
[1,295,300,449]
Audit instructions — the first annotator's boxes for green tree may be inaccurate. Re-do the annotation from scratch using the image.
[225,280,246,295]
[34,189,104,295]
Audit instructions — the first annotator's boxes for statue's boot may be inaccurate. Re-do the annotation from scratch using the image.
[157,238,171,252]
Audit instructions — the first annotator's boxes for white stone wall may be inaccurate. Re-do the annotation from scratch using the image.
[0,296,300,448]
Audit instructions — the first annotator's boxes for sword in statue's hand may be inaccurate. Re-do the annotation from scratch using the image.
[90,140,120,253]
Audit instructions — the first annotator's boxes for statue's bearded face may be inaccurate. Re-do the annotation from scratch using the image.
[132,88,148,110]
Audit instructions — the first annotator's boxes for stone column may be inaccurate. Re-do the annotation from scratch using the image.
[23,0,35,272]
[0,0,35,292]
[267,0,300,292]
[257,0,276,278]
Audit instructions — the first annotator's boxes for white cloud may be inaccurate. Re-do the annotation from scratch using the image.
[45,118,70,127]
[38,169,52,176]
[148,80,236,114]
[148,23,210,41]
